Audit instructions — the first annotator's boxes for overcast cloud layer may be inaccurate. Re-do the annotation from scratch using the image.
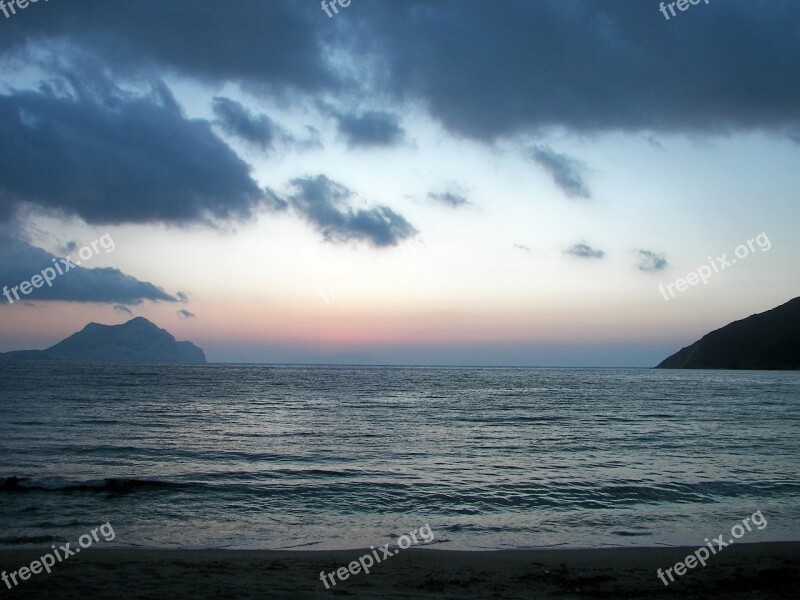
[2,0,797,141]
[353,0,800,140]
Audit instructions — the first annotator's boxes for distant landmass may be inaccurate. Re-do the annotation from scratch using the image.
[0,317,207,364]
[657,297,800,370]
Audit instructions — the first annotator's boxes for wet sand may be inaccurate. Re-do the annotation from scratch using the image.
[1,542,798,599]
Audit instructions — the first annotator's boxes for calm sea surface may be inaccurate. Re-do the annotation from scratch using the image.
[1,364,798,550]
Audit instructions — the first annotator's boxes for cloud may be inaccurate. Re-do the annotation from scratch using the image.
[176,291,189,303]
[428,191,469,208]
[212,97,318,153]
[212,97,282,150]
[0,71,276,226]
[636,249,669,272]
[0,1,332,92]
[565,243,605,259]
[62,241,79,254]
[288,175,416,247]
[2,2,798,143]
[528,146,590,199]
[113,304,134,315]
[356,2,800,141]
[513,243,531,254]
[0,232,177,304]
[334,111,405,148]
[298,125,323,150]
[177,309,196,319]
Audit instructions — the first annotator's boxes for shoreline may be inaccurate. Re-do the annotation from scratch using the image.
[2,541,798,598]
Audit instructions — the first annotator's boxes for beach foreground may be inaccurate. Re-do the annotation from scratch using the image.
[1,542,797,599]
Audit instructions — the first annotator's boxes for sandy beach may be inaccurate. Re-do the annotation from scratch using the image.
[1,542,797,599]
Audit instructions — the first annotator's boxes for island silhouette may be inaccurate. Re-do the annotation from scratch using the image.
[0,317,206,364]
[657,296,800,369]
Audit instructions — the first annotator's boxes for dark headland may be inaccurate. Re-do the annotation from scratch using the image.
[0,317,206,364]
[657,296,800,369]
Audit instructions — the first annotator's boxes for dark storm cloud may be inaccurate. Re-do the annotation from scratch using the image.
[636,249,669,272]
[0,1,331,92]
[528,146,591,199]
[212,97,282,150]
[352,1,800,141]
[2,2,797,143]
[0,233,177,305]
[0,73,276,225]
[288,176,416,247]
[334,111,405,149]
[565,243,605,260]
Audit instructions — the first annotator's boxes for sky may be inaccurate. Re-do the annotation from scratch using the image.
[0,0,798,366]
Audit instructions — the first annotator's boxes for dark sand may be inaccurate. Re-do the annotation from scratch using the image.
[1,542,798,599]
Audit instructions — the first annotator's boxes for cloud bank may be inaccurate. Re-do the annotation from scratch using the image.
[0,233,177,305]
[0,73,273,226]
[2,1,798,144]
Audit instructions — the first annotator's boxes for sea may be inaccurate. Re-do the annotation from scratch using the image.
[1,364,798,550]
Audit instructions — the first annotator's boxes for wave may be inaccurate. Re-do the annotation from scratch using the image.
[0,476,188,495]
[0,534,61,545]
[4,474,798,510]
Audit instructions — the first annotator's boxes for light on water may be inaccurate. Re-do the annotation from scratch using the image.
[1,365,798,550]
